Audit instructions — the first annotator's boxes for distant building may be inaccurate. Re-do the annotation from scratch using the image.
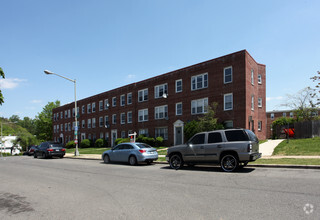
[52,50,266,146]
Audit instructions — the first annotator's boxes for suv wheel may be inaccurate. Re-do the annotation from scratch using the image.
[169,154,183,170]
[220,154,238,172]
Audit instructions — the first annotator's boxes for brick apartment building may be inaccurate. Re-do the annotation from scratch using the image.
[52,50,266,147]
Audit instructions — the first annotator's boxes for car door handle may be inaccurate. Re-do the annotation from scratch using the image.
[217,145,222,148]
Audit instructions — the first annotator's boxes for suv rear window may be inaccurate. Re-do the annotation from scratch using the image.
[246,130,259,142]
[225,130,249,142]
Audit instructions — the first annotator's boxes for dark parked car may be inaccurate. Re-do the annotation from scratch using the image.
[34,142,65,159]
[102,142,158,165]
[27,145,38,156]
[166,129,261,172]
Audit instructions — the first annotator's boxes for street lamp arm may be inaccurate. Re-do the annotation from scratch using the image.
[44,70,75,83]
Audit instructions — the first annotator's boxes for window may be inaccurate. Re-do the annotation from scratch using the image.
[92,118,96,128]
[105,99,109,110]
[105,116,109,127]
[155,127,168,140]
[112,97,116,107]
[224,66,232,84]
[54,125,56,133]
[139,129,148,136]
[191,98,208,114]
[57,125,59,132]
[100,132,104,139]
[65,110,67,118]
[224,93,233,111]
[121,113,126,124]
[258,74,262,84]
[138,109,148,122]
[121,95,125,106]
[224,120,233,129]
[99,117,103,127]
[251,69,254,85]
[208,132,222,143]
[127,93,132,105]
[225,130,249,142]
[251,95,254,111]
[258,121,262,131]
[271,113,275,120]
[176,79,182,93]
[258,98,262,108]
[65,123,68,131]
[72,122,75,130]
[138,89,148,102]
[87,104,91,113]
[82,120,85,128]
[283,112,287,117]
[105,132,109,141]
[189,134,205,144]
[60,112,63,119]
[82,105,85,114]
[155,83,168,98]
[61,124,63,131]
[290,112,294,118]
[92,103,96,113]
[68,110,71,118]
[99,101,103,111]
[191,73,208,91]
[127,111,132,123]
[72,108,75,117]
[112,114,116,124]
[121,131,126,138]
[176,102,182,115]
[88,119,91,128]
[68,123,71,131]
[155,105,168,119]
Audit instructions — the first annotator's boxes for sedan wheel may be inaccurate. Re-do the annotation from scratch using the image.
[103,155,110,164]
[169,154,183,170]
[129,156,137,166]
[220,154,238,172]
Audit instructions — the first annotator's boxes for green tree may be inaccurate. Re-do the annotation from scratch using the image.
[19,117,36,134]
[9,115,20,124]
[34,100,60,141]
[184,120,200,141]
[310,71,320,105]
[0,67,5,105]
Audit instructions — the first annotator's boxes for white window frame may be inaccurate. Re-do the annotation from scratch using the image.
[251,69,254,85]
[112,114,116,124]
[139,129,148,136]
[155,83,168,99]
[258,121,262,131]
[127,93,132,105]
[87,104,91,114]
[127,111,132,123]
[155,127,168,140]
[155,105,168,119]
[92,118,96,128]
[224,93,233,111]
[105,115,109,127]
[99,117,103,127]
[120,113,126,124]
[68,109,71,118]
[92,102,96,113]
[191,98,208,115]
[271,113,275,120]
[175,79,182,93]
[283,112,287,117]
[112,97,116,107]
[191,73,208,91]
[120,94,125,106]
[138,88,148,102]
[290,112,294,118]
[138,109,148,122]
[224,66,232,84]
[258,74,262,84]
[99,100,103,111]
[105,99,109,110]
[258,98,262,108]
[82,120,85,128]
[176,102,182,115]
[251,95,254,111]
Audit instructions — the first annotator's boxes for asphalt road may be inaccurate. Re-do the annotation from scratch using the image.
[0,156,319,220]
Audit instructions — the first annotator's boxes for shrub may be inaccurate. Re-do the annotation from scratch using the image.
[142,137,155,146]
[95,139,104,148]
[115,138,123,145]
[136,135,145,143]
[119,138,130,144]
[155,136,164,147]
[65,140,75,149]
[80,139,91,148]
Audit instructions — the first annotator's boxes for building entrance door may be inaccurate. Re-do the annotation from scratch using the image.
[111,130,117,147]
[175,127,183,145]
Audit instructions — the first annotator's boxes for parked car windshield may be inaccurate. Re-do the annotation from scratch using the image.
[136,143,152,149]
[225,130,249,142]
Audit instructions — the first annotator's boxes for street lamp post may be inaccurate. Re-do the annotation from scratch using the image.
[44,70,80,156]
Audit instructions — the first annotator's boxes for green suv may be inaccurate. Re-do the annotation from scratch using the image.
[166,129,261,172]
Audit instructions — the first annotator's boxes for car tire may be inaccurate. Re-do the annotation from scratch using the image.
[129,155,137,166]
[42,152,46,159]
[34,153,37,158]
[103,155,110,164]
[169,154,184,170]
[220,154,238,172]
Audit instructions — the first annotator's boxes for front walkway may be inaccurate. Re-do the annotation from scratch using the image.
[259,139,285,157]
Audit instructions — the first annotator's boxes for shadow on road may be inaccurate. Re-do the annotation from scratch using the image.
[160,165,256,173]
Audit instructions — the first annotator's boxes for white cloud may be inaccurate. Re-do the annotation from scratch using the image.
[0,78,27,89]
[30,99,42,104]
[266,96,284,102]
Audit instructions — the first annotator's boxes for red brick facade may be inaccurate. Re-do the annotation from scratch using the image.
[52,50,266,146]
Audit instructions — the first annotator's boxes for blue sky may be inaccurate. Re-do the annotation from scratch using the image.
[0,0,319,119]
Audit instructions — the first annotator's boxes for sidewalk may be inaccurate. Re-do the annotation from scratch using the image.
[260,139,284,157]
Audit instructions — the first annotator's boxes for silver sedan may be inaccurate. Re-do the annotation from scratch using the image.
[102,142,158,165]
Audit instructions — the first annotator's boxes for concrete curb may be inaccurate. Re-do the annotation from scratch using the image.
[64,156,320,169]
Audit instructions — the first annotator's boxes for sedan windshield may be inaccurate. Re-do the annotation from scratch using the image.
[136,143,152,149]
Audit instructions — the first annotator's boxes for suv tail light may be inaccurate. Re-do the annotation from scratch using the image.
[139,149,146,153]
[247,144,252,153]
[47,149,54,152]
